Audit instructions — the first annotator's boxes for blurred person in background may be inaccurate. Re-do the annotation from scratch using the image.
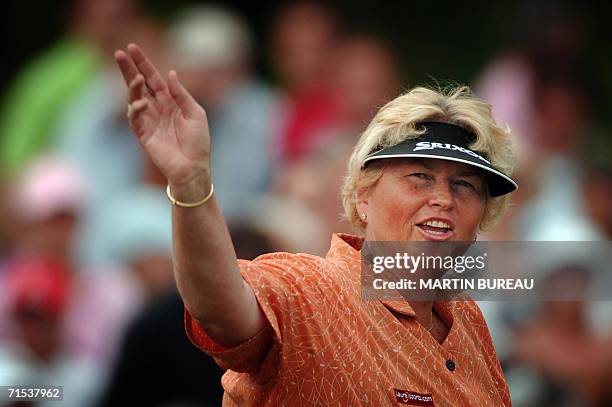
[271,130,357,255]
[0,257,101,407]
[271,35,400,252]
[475,4,592,242]
[269,1,342,161]
[329,35,401,129]
[51,19,167,267]
[241,193,330,256]
[512,265,612,407]
[0,156,141,374]
[0,0,140,176]
[167,4,285,222]
[475,47,536,241]
[85,186,174,298]
[96,224,276,407]
[476,5,598,242]
[516,72,603,242]
[52,16,165,207]
[270,3,400,163]
[281,33,400,162]
[476,2,586,148]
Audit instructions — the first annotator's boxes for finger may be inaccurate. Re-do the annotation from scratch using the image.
[115,49,140,87]
[127,43,170,97]
[128,74,147,103]
[167,70,203,119]
[126,98,149,130]
[131,98,149,113]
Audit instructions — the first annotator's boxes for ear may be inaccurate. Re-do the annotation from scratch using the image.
[355,186,370,221]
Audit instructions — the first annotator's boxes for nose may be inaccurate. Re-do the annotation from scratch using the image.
[428,182,453,210]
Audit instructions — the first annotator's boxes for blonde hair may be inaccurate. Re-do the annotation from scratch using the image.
[341,85,515,232]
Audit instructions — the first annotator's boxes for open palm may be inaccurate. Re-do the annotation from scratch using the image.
[115,43,211,187]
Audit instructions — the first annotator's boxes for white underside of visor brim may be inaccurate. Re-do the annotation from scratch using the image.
[361,153,518,194]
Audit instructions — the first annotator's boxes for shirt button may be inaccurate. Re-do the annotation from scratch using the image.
[446,359,456,372]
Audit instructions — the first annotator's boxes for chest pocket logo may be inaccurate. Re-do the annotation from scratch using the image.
[393,388,435,406]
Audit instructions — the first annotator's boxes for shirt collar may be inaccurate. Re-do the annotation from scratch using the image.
[325,233,363,265]
[325,233,418,317]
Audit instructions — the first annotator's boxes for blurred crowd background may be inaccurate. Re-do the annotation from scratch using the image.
[0,0,610,406]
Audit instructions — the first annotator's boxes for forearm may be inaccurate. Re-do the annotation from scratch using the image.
[170,178,266,347]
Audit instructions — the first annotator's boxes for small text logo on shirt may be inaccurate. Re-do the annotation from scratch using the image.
[393,388,435,406]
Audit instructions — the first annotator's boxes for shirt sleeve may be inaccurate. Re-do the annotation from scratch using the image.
[184,252,324,375]
[184,308,275,373]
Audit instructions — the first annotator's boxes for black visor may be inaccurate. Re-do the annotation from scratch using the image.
[362,121,518,197]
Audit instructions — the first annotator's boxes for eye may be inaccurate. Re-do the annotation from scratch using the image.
[454,180,475,189]
[410,173,431,180]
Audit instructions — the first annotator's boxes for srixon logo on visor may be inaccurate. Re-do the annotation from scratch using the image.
[393,389,435,406]
[413,141,491,164]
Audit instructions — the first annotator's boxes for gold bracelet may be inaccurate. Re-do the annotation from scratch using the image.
[166,183,214,208]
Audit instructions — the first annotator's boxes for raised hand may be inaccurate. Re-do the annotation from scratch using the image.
[115,44,211,197]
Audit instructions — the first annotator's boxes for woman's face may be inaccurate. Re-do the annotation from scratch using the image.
[357,158,487,241]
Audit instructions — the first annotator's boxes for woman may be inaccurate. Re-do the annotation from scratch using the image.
[115,44,516,406]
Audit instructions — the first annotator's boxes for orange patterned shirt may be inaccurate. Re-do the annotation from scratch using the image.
[185,233,511,406]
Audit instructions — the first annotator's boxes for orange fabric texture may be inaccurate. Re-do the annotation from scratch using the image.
[185,234,512,406]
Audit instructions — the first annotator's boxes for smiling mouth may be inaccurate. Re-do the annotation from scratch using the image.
[415,221,454,239]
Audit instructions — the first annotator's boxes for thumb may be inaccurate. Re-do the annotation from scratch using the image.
[167,70,203,119]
